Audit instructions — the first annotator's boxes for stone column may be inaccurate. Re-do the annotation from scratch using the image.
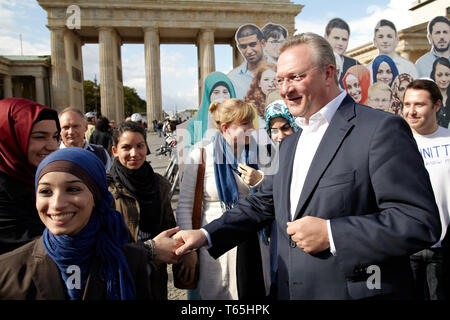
[197,29,215,103]
[35,75,45,105]
[3,75,13,98]
[99,27,116,120]
[49,26,69,111]
[144,27,162,124]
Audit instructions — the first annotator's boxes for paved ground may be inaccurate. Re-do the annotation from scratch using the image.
[146,130,188,300]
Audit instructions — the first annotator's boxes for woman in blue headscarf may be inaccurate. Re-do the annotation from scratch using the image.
[0,148,151,300]
[372,55,399,87]
[184,72,236,151]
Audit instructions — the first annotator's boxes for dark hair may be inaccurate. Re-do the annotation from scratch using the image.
[406,79,443,105]
[325,18,350,36]
[430,57,450,81]
[236,24,264,42]
[428,16,450,34]
[374,19,397,34]
[211,81,230,95]
[112,121,146,147]
[35,108,61,133]
[262,23,287,40]
[95,116,110,132]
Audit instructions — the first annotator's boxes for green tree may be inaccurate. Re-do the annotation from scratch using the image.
[123,86,146,117]
[84,81,146,118]
[83,80,100,114]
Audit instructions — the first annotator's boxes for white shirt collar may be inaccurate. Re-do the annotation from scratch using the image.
[295,90,346,128]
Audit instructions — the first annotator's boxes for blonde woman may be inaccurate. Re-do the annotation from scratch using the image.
[176,98,270,300]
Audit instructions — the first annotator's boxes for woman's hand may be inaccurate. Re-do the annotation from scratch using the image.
[238,163,263,187]
[175,251,198,283]
[152,226,181,265]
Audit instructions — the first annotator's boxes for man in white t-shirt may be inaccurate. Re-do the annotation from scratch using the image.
[403,79,450,300]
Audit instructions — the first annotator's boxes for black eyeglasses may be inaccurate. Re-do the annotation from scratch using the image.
[238,41,258,50]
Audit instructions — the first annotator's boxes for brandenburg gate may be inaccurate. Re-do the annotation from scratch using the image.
[37,0,302,123]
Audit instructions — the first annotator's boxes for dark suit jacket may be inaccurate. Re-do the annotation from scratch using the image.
[204,94,441,300]
[0,237,152,300]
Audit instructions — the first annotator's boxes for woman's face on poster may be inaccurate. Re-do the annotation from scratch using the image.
[345,74,362,103]
[376,62,394,86]
[210,85,231,103]
[374,26,397,55]
[397,80,409,103]
[259,69,277,95]
[434,63,450,90]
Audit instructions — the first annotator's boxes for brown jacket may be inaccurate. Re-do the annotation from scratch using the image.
[108,172,176,300]
[0,238,151,300]
[108,172,175,242]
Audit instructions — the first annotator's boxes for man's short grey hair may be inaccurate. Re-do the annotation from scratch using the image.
[279,33,338,84]
[59,106,87,123]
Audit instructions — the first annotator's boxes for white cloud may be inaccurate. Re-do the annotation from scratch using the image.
[348,0,412,49]
[0,34,49,55]
[81,44,99,82]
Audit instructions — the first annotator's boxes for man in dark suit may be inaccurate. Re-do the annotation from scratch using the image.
[173,33,441,300]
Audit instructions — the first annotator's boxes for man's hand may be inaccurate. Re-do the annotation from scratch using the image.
[153,226,182,264]
[286,216,330,254]
[173,230,208,256]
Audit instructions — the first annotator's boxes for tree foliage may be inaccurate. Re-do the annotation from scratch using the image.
[83,80,146,118]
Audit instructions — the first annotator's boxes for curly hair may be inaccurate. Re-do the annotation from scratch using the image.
[244,62,277,119]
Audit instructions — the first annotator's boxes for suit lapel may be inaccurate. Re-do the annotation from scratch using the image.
[293,96,356,219]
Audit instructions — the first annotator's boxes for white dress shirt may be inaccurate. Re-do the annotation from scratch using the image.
[289,90,346,254]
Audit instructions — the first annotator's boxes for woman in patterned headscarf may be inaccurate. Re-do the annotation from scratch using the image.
[264,99,299,144]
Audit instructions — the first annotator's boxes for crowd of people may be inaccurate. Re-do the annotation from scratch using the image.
[0,14,449,302]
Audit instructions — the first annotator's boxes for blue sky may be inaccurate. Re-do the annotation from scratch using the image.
[0,0,414,114]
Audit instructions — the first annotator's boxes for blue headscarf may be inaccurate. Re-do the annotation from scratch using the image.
[372,55,399,87]
[185,72,236,150]
[35,148,136,300]
[264,99,299,138]
[212,132,258,211]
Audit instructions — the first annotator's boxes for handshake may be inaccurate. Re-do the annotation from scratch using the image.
[149,227,209,265]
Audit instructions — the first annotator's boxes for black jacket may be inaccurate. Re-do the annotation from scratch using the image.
[89,129,112,155]
[0,171,44,255]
